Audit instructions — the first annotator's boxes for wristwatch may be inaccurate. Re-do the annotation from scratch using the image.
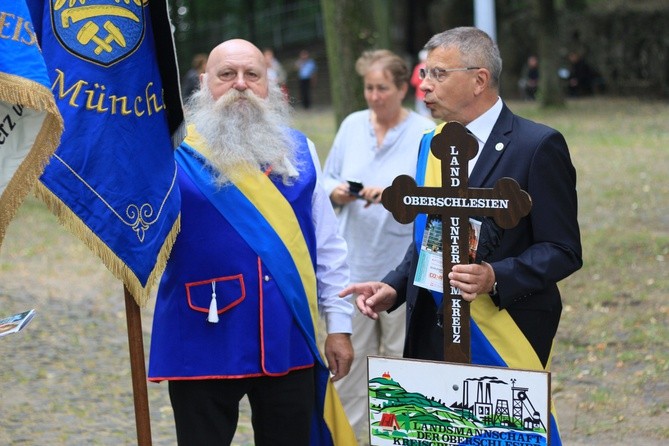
[489,281,499,297]
[489,281,500,306]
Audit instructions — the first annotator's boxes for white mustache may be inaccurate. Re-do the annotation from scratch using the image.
[216,88,264,111]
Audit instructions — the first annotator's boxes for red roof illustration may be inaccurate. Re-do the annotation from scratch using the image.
[379,413,400,430]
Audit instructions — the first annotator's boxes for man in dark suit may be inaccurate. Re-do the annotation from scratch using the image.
[339,27,582,445]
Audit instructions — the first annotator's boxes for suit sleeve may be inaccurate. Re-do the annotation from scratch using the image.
[493,130,583,307]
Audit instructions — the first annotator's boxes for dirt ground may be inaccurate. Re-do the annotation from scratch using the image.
[4,95,669,443]
[0,198,252,445]
[0,197,665,445]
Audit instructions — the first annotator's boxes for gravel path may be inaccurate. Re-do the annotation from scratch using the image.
[1,199,666,445]
[0,201,254,445]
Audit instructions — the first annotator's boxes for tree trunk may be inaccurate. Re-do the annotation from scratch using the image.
[320,0,375,126]
[536,0,565,107]
[372,0,392,50]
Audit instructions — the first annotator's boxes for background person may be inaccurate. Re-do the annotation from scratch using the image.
[295,49,317,109]
[341,27,582,446]
[148,39,355,446]
[410,49,431,117]
[322,49,434,441]
[519,54,539,100]
[262,47,288,97]
[180,53,207,101]
[567,50,603,96]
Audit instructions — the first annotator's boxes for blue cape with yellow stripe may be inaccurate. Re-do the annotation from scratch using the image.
[176,128,355,445]
[416,122,561,445]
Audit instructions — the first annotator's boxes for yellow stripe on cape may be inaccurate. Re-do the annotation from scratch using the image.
[184,126,356,444]
[231,160,357,444]
[184,126,319,325]
[472,295,559,428]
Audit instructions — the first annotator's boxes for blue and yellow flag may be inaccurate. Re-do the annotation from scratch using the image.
[26,0,184,305]
[0,0,63,249]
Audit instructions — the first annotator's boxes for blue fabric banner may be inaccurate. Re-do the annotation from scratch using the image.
[26,0,184,305]
[0,0,63,250]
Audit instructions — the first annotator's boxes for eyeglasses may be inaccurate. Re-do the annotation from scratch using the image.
[418,67,481,83]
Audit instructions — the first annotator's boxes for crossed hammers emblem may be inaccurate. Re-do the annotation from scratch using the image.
[57,4,139,56]
[76,20,126,55]
[381,121,532,363]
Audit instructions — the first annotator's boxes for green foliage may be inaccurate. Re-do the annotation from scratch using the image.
[170,0,324,74]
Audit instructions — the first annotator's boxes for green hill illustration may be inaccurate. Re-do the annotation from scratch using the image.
[369,376,481,434]
[368,374,547,444]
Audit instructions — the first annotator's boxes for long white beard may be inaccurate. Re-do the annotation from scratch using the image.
[186,82,299,186]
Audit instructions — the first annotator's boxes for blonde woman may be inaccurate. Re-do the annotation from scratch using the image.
[322,49,434,441]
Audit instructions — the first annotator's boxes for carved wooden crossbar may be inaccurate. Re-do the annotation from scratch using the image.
[382,121,531,363]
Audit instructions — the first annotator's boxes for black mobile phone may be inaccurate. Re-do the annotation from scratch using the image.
[347,179,364,196]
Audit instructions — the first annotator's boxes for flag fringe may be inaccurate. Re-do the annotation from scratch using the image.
[34,182,180,307]
[0,73,63,249]
[0,72,62,118]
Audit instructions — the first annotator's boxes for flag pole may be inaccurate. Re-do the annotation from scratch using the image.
[124,286,153,446]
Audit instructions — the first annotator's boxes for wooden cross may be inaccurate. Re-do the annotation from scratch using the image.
[381,121,532,364]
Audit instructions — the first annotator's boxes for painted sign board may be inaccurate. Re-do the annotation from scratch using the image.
[368,356,550,446]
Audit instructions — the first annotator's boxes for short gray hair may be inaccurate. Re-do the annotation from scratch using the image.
[425,27,502,88]
[355,49,410,89]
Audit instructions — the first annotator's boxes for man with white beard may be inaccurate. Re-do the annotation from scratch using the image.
[148,39,355,446]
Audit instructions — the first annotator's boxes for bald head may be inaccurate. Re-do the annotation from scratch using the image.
[202,39,269,100]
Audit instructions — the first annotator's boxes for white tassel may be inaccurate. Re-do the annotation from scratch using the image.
[207,281,219,323]
[284,156,299,177]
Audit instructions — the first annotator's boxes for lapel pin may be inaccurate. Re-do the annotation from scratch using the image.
[495,142,504,151]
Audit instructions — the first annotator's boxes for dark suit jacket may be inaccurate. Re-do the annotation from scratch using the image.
[383,102,583,367]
